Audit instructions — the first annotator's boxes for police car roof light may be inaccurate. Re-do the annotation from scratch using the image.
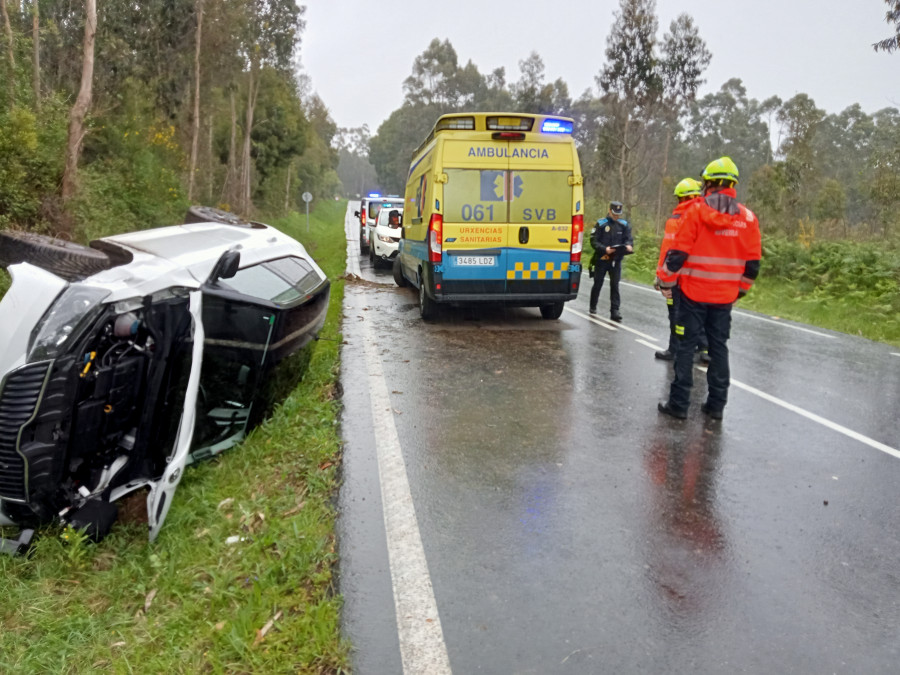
[541,119,573,134]
[367,192,381,198]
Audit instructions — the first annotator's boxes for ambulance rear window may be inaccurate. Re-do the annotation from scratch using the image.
[443,169,571,223]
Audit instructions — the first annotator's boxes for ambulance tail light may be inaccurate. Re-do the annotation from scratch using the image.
[428,213,443,263]
[570,215,583,263]
[361,210,366,226]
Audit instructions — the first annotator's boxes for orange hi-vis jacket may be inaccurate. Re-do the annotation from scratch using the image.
[655,198,699,283]
[658,187,761,305]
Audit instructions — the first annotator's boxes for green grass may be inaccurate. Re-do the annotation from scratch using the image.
[0,200,350,673]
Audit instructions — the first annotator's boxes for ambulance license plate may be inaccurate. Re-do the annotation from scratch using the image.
[456,256,495,266]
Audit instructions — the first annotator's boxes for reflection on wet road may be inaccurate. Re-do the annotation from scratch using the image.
[337,203,900,673]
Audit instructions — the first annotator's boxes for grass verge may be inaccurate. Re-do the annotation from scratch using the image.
[0,200,350,673]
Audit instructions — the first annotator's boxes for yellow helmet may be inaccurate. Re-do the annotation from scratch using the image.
[673,177,702,198]
[702,156,739,184]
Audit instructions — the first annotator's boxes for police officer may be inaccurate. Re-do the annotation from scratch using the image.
[657,157,761,420]
[654,178,708,362]
[589,201,633,321]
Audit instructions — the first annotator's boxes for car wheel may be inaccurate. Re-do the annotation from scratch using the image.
[0,230,112,281]
[419,275,437,320]
[539,302,565,320]
[392,256,408,287]
[183,205,250,226]
[359,231,367,252]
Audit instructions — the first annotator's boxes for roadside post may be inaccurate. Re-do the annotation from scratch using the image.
[302,191,313,232]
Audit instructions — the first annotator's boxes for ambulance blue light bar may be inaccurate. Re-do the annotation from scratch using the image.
[368,192,381,198]
[541,119,573,134]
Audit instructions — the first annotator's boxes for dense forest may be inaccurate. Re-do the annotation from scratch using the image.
[0,0,340,240]
[340,0,900,243]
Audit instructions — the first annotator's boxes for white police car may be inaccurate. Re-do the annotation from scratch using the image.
[0,208,330,552]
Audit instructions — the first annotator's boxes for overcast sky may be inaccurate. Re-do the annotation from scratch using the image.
[303,1,898,132]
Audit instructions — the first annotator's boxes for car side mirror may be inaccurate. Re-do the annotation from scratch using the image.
[208,249,241,283]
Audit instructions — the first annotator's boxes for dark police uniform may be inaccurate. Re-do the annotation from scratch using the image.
[589,215,633,319]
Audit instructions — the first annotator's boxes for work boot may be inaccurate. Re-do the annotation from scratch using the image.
[654,350,675,361]
[657,401,687,419]
[698,349,710,364]
[589,306,597,315]
[700,403,723,420]
[610,310,622,322]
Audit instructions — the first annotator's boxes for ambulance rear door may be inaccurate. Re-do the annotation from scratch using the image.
[439,138,512,295]
[506,140,576,297]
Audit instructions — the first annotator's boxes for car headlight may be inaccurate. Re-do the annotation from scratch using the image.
[29,284,110,361]
[377,233,395,243]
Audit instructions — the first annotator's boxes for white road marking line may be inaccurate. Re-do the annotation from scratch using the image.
[731,310,836,338]
[567,306,661,342]
[361,318,452,675]
[635,338,661,350]
[891,352,900,358]
[618,280,837,339]
[564,306,616,330]
[693,366,900,460]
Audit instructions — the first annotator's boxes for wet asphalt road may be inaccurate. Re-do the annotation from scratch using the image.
[336,203,900,674]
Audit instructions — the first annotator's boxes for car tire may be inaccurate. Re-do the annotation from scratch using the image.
[359,231,367,252]
[539,302,565,320]
[370,245,377,268]
[0,230,111,281]
[392,256,408,287]
[419,275,437,320]
[183,205,251,226]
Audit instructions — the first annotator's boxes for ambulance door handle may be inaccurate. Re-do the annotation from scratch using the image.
[518,227,529,244]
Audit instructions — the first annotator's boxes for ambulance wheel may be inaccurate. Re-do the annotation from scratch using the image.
[539,302,565,320]
[419,277,437,320]
[0,230,111,281]
[393,257,408,287]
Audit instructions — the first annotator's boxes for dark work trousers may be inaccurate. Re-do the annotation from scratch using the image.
[667,286,708,354]
[589,258,621,312]
[668,294,732,412]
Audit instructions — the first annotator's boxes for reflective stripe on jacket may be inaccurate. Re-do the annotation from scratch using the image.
[663,188,762,304]
[656,199,697,287]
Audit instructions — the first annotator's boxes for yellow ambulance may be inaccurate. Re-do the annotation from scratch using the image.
[393,112,585,319]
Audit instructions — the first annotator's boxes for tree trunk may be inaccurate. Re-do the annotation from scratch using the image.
[284,162,291,213]
[222,90,238,207]
[30,0,38,110]
[61,0,97,206]
[1,0,15,106]
[187,0,203,202]
[654,127,672,236]
[206,113,213,203]
[618,112,630,206]
[239,64,260,215]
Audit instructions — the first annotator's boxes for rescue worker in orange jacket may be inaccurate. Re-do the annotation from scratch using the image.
[657,157,762,420]
[654,178,708,362]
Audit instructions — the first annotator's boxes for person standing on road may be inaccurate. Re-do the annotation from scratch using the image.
[653,178,709,362]
[589,201,633,321]
[657,157,761,420]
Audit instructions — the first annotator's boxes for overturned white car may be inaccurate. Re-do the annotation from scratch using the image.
[0,209,329,552]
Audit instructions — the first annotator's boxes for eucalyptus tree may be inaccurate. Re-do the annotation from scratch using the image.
[596,0,662,209]
[511,51,571,115]
[654,13,710,228]
[873,0,900,52]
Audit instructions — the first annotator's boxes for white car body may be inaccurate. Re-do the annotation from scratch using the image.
[0,220,330,547]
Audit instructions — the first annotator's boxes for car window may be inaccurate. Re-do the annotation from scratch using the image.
[220,256,321,305]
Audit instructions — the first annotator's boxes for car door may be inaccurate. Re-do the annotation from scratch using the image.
[146,290,205,541]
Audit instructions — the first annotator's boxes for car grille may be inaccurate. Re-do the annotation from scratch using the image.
[0,362,50,502]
